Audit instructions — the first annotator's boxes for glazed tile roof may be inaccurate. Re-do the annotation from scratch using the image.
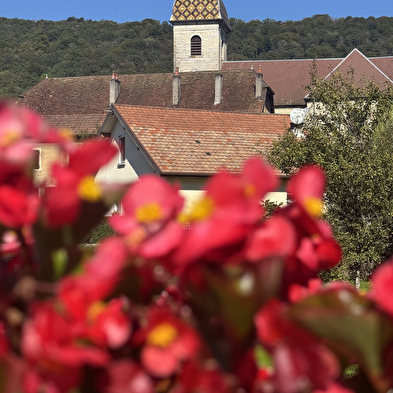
[222,49,393,107]
[170,0,230,31]
[110,105,290,175]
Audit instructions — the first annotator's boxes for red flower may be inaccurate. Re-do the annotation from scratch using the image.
[254,299,339,393]
[59,238,127,321]
[287,165,325,219]
[102,360,154,393]
[0,321,9,358]
[21,303,109,370]
[110,174,184,259]
[174,360,230,393]
[370,258,393,315]
[274,167,341,293]
[133,307,200,378]
[172,157,277,267]
[245,215,297,262]
[313,382,355,393]
[0,161,39,228]
[43,139,117,227]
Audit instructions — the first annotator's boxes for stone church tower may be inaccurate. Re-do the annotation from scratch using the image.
[170,0,231,72]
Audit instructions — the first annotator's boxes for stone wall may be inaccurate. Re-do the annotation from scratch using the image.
[173,23,227,72]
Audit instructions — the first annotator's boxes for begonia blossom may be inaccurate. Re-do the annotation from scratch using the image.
[110,174,184,259]
[133,307,200,378]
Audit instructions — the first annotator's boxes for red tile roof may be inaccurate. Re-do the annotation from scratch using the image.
[110,105,290,175]
[222,58,341,107]
[324,49,393,86]
[222,50,393,107]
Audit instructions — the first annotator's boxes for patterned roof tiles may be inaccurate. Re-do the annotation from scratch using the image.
[170,0,229,27]
[112,105,290,175]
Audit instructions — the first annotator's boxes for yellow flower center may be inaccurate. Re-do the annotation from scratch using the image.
[78,176,102,202]
[136,202,163,223]
[0,129,21,147]
[147,323,178,348]
[59,128,75,142]
[304,197,323,218]
[125,227,147,248]
[244,183,256,198]
[87,301,106,323]
[185,196,215,223]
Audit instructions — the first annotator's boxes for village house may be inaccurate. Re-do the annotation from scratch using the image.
[18,0,393,205]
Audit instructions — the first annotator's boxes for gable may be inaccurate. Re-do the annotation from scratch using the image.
[223,49,393,108]
[103,105,290,175]
[324,48,393,87]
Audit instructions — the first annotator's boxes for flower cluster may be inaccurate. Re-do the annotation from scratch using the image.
[1,101,393,393]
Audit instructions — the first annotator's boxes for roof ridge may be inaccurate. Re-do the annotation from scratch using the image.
[323,48,393,84]
[113,103,290,117]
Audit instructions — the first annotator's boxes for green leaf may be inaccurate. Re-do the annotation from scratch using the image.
[289,288,393,378]
[52,248,68,279]
[254,344,273,369]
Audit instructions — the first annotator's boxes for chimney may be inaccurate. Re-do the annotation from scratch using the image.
[255,65,263,99]
[214,73,223,105]
[172,67,181,106]
[110,71,121,105]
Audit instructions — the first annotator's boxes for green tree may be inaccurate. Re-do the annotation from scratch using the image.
[268,69,393,283]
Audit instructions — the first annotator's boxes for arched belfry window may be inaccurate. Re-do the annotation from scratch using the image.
[191,35,202,56]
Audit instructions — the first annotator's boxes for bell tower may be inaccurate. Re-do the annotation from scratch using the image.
[170,0,231,72]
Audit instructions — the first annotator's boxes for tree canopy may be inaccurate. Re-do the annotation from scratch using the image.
[1,14,393,97]
[268,69,393,282]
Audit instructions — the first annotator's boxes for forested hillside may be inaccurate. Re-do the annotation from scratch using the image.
[1,14,393,97]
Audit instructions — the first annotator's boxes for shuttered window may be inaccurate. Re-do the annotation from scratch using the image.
[191,35,202,56]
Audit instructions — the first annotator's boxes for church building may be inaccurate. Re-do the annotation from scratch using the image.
[19,0,393,208]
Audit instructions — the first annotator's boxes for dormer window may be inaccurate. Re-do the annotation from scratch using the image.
[191,35,202,56]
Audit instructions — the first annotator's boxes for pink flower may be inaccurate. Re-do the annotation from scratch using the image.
[0,161,39,228]
[172,157,277,267]
[245,215,297,262]
[133,307,200,378]
[0,102,72,165]
[110,175,184,259]
[21,302,110,377]
[370,259,393,315]
[255,299,339,393]
[102,360,154,393]
[43,139,117,227]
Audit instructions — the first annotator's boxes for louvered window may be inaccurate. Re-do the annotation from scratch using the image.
[191,35,202,56]
[119,136,125,163]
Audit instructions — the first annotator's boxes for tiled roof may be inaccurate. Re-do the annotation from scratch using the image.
[20,75,111,116]
[111,105,290,175]
[222,50,393,107]
[44,114,106,135]
[170,0,230,31]
[223,59,342,107]
[324,49,393,86]
[20,69,268,116]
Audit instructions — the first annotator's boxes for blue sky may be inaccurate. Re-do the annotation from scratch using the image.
[1,0,392,23]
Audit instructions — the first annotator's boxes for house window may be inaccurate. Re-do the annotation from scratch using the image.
[191,35,202,56]
[119,136,125,163]
[33,148,41,170]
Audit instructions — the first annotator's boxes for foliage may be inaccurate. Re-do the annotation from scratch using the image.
[268,69,393,283]
[83,217,117,244]
[2,14,393,96]
[0,17,173,97]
